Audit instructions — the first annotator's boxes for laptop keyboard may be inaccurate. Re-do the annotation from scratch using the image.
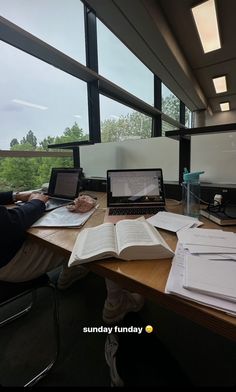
[109,207,165,215]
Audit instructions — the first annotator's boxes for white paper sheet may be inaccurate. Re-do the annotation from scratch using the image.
[183,255,236,302]
[183,244,236,254]
[177,228,236,248]
[32,205,98,228]
[165,242,236,315]
[146,211,202,233]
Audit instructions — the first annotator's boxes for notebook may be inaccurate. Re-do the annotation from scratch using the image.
[200,209,236,226]
[104,168,166,224]
[45,168,82,211]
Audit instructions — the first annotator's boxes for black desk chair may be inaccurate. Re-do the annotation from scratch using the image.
[0,274,60,387]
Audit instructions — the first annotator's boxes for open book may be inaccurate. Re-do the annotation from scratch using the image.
[68,219,174,266]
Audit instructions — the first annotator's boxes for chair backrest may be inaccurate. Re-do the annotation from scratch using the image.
[0,274,49,303]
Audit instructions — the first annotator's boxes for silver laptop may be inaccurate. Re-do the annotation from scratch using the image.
[45,168,82,211]
[104,168,166,223]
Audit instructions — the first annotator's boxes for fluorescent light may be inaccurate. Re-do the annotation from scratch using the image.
[220,102,230,111]
[191,0,221,53]
[12,99,48,110]
[212,76,227,93]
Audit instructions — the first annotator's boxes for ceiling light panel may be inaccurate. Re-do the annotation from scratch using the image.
[212,76,227,93]
[192,0,221,53]
[220,102,230,111]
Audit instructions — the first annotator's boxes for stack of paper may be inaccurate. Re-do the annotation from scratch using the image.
[184,255,236,302]
[146,211,203,233]
[165,228,236,316]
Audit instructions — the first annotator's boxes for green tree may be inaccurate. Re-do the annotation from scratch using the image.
[162,95,180,122]
[39,136,56,150]
[55,122,87,144]
[39,122,88,151]
[10,138,19,148]
[20,130,37,149]
[101,112,152,142]
[0,156,38,190]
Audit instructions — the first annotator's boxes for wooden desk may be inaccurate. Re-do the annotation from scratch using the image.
[28,192,236,342]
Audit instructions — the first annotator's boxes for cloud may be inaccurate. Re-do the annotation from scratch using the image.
[12,99,48,110]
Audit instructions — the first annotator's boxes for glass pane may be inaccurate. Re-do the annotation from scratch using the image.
[100,96,152,142]
[185,106,192,127]
[162,121,179,136]
[0,156,73,191]
[97,20,154,105]
[0,41,89,151]
[162,84,180,122]
[0,0,86,63]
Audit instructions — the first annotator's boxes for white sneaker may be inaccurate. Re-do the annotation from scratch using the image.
[103,290,144,325]
[57,266,89,290]
[105,334,124,387]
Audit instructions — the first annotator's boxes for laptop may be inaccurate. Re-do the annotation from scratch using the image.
[104,168,166,224]
[44,168,82,211]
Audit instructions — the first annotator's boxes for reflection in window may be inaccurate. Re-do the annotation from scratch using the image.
[97,20,153,105]
[162,84,180,122]
[100,96,152,143]
[0,41,89,151]
[0,0,86,63]
[185,106,192,127]
[162,121,179,136]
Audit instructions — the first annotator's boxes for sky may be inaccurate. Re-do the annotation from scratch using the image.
[0,0,171,150]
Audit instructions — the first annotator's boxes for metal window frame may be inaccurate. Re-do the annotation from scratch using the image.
[0,1,191,161]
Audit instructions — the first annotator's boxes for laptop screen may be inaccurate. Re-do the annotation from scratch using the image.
[47,168,82,199]
[107,169,165,207]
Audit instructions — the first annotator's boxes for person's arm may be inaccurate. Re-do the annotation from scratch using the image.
[0,191,14,205]
[0,190,33,205]
[0,193,49,268]
[0,193,49,235]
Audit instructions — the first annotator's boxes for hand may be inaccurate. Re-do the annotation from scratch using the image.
[67,195,96,213]
[16,191,32,202]
[28,192,49,203]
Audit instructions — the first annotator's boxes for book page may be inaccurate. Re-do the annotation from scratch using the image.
[115,220,160,253]
[68,223,117,265]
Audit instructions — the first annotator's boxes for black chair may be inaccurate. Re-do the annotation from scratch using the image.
[0,274,60,387]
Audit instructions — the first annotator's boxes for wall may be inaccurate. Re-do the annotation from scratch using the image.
[80,137,179,181]
[194,109,236,127]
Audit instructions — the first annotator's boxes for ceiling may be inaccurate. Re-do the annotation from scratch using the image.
[158,0,236,113]
[85,0,236,114]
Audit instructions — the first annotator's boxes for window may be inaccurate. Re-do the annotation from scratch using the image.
[162,84,180,122]
[185,106,192,127]
[100,95,152,142]
[97,20,154,105]
[0,41,89,151]
[0,0,86,63]
[0,156,73,191]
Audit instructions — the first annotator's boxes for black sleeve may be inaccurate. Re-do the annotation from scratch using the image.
[0,191,13,205]
[0,200,46,268]
[2,199,46,232]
